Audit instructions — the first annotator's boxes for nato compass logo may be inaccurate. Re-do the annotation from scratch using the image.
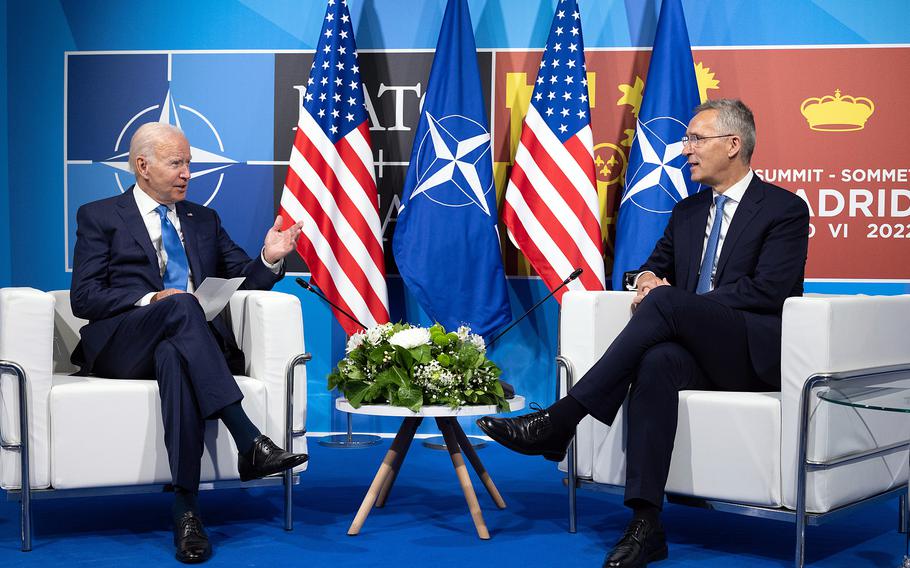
[65,52,276,269]
[409,113,494,215]
[622,116,701,213]
[99,89,236,205]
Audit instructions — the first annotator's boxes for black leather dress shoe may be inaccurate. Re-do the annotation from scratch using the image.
[174,511,212,564]
[476,405,571,461]
[603,518,668,568]
[238,435,309,482]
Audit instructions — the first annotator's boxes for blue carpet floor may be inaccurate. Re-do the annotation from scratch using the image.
[0,436,904,567]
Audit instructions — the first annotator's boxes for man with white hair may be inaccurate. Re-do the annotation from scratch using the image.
[70,122,308,563]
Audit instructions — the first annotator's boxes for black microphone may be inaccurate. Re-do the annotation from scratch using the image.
[295,277,367,331]
[485,268,584,348]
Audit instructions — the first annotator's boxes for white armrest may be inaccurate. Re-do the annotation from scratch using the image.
[780,294,910,510]
[558,291,635,477]
[0,288,54,489]
[561,291,635,378]
[228,291,306,451]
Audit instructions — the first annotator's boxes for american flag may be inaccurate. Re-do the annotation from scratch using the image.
[501,0,605,300]
[279,0,390,335]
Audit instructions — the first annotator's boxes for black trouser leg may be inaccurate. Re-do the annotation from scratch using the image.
[623,342,709,508]
[569,285,763,425]
[90,294,244,491]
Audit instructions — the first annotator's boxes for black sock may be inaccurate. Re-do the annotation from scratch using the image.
[173,486,199,523]
[628,498,661,528]
[546,394,588,438]
[217,401,261,454]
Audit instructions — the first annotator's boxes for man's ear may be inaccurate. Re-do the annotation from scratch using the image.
[727,136,743,161]
[135,156,149,179]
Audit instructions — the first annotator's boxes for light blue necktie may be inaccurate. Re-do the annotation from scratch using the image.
[155,204,189,291]
[696,194,728,294]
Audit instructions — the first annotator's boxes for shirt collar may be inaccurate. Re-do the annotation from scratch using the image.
[714,169,753,204]
[133,184,173,215]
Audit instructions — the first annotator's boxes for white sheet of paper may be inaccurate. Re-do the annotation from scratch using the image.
[193,277,245,321]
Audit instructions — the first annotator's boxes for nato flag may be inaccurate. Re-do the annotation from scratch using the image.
[392,0,511,338]
[611,0,703,290]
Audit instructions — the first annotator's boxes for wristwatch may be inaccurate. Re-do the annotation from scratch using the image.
[622,270,640,291]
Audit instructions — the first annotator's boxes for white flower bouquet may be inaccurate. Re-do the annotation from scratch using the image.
[328,323,507,412]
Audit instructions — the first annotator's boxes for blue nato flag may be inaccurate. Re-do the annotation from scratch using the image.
[392,0,511,338]
[611,0,703,290]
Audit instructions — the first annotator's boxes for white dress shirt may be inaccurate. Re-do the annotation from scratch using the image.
[633,170,754,291]
[132,186,282,306]
[698,170,753,289]
[133,187,195,304]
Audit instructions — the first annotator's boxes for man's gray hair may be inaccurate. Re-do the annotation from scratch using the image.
[128,122,185,174]
[694,99,756,164]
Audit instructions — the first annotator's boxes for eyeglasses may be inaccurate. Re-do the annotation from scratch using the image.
[680,134,734,147]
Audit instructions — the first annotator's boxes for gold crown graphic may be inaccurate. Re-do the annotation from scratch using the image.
[800,89,875,132]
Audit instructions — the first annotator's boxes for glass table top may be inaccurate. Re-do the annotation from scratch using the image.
[818,385,910,413]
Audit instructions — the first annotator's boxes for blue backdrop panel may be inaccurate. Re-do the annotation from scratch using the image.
[170,53,276,256]
[66,54,169,160]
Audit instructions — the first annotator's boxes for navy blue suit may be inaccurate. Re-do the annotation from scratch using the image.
[570,175,809,507]
[70,187,283,489]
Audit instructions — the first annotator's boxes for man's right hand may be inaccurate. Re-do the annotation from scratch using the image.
[151,289,187,302]
[632,273,670,310]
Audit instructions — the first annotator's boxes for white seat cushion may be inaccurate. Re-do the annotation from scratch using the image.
[590,390,783,507]
[50,374,267,489]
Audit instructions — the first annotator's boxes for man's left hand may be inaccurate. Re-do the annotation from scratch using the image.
[263,216,304,264]
[631,277,671,310]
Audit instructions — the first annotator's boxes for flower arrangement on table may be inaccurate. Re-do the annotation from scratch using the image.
[328,323,508,412]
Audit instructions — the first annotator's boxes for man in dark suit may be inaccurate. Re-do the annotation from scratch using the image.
[479,99,809,568]
[70,122,309,563]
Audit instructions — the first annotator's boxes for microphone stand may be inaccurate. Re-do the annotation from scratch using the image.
[485,268,583,349]
[295,278,380,449]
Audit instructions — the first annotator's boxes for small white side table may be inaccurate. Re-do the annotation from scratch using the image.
[338,396,525,539]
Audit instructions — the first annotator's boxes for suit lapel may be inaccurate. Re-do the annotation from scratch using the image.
[714,177,764,281]
[116,187,159,270]
[176,202,203,289]
[683,190,712,292]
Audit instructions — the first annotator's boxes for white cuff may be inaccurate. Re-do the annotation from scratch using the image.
[136,292,156,307]
[632,271,656,290]
[261,249,284,274]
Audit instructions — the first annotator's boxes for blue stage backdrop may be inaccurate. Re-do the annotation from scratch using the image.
[4,0,910,434]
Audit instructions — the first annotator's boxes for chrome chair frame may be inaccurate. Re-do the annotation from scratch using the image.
[0,353,310,552]
[560,357,910,568]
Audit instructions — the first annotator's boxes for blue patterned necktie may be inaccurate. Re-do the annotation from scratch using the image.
[696,194,728,294]
[155,204,189,291]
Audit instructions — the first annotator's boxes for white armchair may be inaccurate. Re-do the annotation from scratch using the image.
[0,287,309,551]
[558,291,910,567]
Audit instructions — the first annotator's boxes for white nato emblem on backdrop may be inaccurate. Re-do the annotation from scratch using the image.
[623,116,702,214]
[100,89,238,207]
[410,113,494,216]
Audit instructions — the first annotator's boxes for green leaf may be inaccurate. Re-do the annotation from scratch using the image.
[345,366,365,381]
[390,366,409,387]
[345,381,371,408]
[375,367,408,388]
[396,384,424,412]
[363,381,384,401]
[396,346,415,369]
[368,345,390,364]
[411,344,432,364]
[327,371,341,391]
